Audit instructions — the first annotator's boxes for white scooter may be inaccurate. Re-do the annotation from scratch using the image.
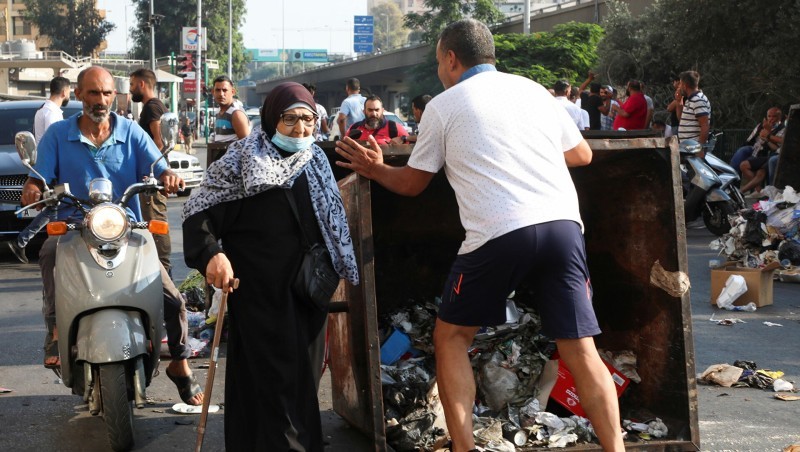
[14,113,179,451]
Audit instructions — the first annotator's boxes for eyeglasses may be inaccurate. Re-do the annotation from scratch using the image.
[280,113,317,127]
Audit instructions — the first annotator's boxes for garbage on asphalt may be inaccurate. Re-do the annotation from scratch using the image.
[699,360,796,393]
[177,270,225,357]
[377,296,657,450]
[710,185,800,270]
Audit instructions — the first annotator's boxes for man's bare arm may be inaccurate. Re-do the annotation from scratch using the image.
[335,136,435,196]
[564,139,592,167]
[698,115,710,144]
[232,110,251,139]
[21,177,45,206]
[148,121,164,150]
[336,113,346,140]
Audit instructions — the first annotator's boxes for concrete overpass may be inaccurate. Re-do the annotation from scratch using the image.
[252,0,653,117]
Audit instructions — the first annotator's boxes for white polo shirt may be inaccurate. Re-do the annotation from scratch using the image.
[34,99,64,144]
[408,69,585,255]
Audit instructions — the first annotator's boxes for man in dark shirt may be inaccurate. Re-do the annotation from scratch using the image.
[583,82,604,130]
[130,68,172,274]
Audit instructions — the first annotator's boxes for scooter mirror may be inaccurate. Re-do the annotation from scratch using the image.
[160,112,179,154]
[14,131,37,165]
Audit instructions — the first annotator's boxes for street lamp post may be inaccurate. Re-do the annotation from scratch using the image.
[228,0,232,78]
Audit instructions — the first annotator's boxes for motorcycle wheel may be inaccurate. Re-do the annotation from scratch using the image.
[99,364,135,451]
[703,201,736,236]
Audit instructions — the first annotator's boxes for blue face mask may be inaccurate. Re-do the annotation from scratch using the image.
[271,131,315,153]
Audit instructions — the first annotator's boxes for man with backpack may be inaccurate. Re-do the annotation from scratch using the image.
[345,95,408,145]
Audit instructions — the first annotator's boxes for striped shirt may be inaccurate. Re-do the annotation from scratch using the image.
[214,103,246,143]
[678,91,710,141]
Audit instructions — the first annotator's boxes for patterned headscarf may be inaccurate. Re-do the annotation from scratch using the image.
[182,128,359,285]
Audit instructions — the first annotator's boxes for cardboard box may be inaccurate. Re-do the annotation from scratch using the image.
[538,356,630,418]
[710,262,780,308]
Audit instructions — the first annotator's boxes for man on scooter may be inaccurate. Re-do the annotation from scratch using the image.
[20,66,204,406]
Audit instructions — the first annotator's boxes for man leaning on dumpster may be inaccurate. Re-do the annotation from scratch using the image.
[335,18,624,452]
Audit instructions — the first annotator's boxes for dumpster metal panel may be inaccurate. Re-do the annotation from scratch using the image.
[330,139,699,450]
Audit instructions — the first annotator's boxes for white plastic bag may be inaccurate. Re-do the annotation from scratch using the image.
[716,275,747,309]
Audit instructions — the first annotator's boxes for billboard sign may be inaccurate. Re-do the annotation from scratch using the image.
[181,27,208,51]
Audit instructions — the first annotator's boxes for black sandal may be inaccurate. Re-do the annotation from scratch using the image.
[43,331,61,378]
[166,369,203,405]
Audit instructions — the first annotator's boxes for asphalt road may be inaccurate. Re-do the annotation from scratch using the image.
[0,142,798,451]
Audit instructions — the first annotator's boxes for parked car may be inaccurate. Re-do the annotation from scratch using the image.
[167,150,204,197]
[0,100,82,242]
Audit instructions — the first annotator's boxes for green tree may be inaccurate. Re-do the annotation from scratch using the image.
[597,0,800,127]
[130,0,249,80]
[495,22,604,89]
[404,0,505,96]
[369,1,410,51]
[21,0,115,57]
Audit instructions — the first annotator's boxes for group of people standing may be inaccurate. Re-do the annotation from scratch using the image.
[552,70,711,147]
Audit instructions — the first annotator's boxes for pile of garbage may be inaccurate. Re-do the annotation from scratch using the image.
[699,360,796,392]
[178,270,225,357]
[378,296,649,450]
[711,186,800,272]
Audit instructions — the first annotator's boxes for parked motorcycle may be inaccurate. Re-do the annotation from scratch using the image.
[14,113,179,451]
[680,137,745,236]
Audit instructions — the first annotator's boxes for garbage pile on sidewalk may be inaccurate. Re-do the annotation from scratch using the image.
[377,295,656,450]
[710,186,800,277]
[177,270,224,357]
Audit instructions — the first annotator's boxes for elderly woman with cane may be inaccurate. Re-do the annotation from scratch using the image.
[182,82,359,451]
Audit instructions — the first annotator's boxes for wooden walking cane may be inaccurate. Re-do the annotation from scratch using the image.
[195,278,239,452]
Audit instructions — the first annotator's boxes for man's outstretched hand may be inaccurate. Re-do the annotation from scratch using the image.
[335,135,384,179]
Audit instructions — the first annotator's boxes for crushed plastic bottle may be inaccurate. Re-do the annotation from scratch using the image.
[731,302,757,312]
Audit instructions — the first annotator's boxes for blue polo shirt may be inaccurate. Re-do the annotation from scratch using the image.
[31,112,168,221]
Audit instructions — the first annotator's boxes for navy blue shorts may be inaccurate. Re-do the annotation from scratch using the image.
[437,220,601,339]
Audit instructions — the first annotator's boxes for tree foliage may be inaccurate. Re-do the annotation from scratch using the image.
[21,0,115,57]
[129,0,248,80]
[495,22,604,89]
[597,0,800,128]
[369,1,410,51]
[404,0,504,97]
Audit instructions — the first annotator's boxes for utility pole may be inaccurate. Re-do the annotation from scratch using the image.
[228,0,233,79]
[196,0,202,141]
[523,0,530,35]
[149,0,156,70]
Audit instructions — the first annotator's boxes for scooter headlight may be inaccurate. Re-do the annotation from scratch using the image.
[87,204,128,242]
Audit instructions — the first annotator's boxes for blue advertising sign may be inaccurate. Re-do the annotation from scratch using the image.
[354,43,374,53]
[354,34,373,44]
[354,25,374,34]
[354,15,374,25]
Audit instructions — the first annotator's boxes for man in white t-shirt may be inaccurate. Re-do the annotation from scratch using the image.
[554,79,588,130]
[335,19,623,452]
[34,76,71,143]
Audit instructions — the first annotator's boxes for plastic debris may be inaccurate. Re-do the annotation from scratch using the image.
[715,275,748,309]
[0,387,12,393]
[763,321,784,327]
[599,350,642,384]
[649,260,690,297]
[773,379,795,392]
[775,394,800,401]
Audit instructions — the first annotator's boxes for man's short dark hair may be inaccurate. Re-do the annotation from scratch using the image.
[411,94,432,112]
[213,75,234,87]
[627,79,642,91]
[589,82,601,94]
[302,82,316,94]
[679,71,700,89]
[553,80,570,96]
[438,18,496,68]
[364,94,382,106]
[50,76,70,96]
[130,68,157,88]
[346,78,360,91]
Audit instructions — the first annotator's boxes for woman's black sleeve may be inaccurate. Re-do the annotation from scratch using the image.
[182,202,228,275]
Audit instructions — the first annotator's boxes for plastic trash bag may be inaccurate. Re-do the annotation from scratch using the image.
[716,275,747,309]
[778,240,800,265]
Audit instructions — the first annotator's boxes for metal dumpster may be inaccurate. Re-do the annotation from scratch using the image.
[329,137,699,450]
